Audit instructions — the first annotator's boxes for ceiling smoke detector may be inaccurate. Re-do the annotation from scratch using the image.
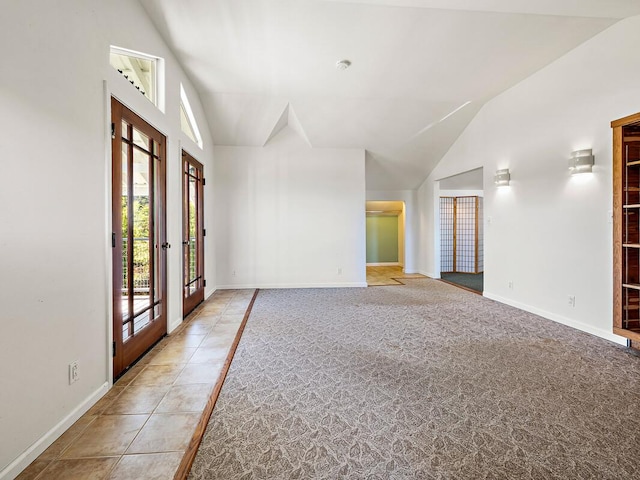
[336,59,351,70]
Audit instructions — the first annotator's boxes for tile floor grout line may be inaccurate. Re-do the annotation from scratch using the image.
[124,292,249,467]
[173,289,259,480]
[18,290,252,480]
[106,294,235,475]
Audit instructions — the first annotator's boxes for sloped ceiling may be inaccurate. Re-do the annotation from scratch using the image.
[139,0,640,189]
[439,167,484,190]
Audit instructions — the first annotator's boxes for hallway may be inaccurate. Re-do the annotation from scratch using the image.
[366,265,426,286]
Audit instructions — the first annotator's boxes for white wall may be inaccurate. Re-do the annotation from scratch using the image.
[366,190,418,273]
[0,1,214,477]
[214,127,366,288]
[439,190,484,197]
[418,15,640,344]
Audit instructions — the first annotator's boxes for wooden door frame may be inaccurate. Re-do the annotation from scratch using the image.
[182,150,205,317]
[111,97,167,378]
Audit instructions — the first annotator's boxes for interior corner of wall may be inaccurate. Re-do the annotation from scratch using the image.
[205,287,216,297]
[168,317,183,334]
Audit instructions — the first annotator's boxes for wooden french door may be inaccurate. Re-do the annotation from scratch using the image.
[182,151,205,317]
[111,98,167,379]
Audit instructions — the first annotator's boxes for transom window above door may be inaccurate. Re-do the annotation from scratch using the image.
[110,46,162,108]
[180,84,203,148]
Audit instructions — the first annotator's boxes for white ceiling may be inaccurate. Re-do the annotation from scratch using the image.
[139,0,639,189]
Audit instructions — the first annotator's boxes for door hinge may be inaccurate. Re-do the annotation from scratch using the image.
[202,178,206,186]
[112,341,116,357]
[111,122,116,140]
[203,279,207,287]
[112,232,116,248]
[203,228,206,237]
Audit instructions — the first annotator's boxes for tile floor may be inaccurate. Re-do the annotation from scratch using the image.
[366,265,426,286]
[17,289,255,480]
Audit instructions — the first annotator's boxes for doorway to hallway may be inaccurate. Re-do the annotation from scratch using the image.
[366,200,416,286]
[438,168,484,294]
[366,201,404,264]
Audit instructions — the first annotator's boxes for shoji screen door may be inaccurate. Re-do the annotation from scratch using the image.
[440,196,483,274]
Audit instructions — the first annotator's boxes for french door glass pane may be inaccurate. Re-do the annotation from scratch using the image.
[121,141,130,335]
[133,128,150,151]
[153,156,162,319]
[121,120,130,140]
[132,147,151,333]
[189,176,197,293]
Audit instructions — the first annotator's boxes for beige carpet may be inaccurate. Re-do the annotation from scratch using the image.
[189,279,640,479]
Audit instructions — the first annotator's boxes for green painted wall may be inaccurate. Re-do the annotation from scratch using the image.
[366,216,398,263]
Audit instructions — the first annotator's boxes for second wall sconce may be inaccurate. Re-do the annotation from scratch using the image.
[495,168,510,186]
[569,149,595,174]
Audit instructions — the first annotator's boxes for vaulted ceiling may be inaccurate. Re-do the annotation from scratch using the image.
[139,0,640,189]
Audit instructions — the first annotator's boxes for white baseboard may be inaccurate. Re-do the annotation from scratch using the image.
[1,382,110,480]
[205,287,216,299]
[215,282,367,289]
[420,271,438,278]
[483,291,627,346]
[366,262,400,266]
[168,316,182,334]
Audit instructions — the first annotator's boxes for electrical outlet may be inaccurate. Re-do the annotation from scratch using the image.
[508,281,514,289]
[232,270,236,277]
[69,361,79,385]
[337,267,342,275]
[568,295,576,307]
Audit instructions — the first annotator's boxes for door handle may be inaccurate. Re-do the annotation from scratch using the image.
[182,241,189,246]
[161,242,171,250]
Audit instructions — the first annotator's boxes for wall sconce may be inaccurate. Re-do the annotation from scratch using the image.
[494,168,510,186]
[569,149,594,174]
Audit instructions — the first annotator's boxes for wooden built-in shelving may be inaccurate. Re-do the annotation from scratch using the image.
[613,111,640,346]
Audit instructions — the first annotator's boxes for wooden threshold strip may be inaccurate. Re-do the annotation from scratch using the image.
[174,289,260,480]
